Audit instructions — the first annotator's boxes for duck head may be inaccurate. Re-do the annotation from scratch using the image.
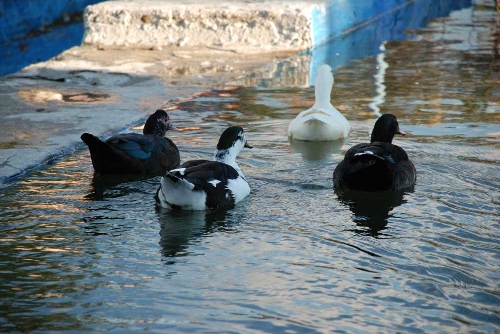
[214,126,252,163]
[143,109,178,136]
[370,114,407,144]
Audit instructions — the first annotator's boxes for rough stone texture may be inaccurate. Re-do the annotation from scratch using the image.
[83,0,325,51]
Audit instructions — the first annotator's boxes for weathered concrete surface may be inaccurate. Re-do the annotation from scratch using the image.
[83,0,323,51]
[83,0,439,52]
[0,44,307,185]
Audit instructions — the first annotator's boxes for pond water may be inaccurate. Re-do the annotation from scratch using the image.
[1,2,500,333]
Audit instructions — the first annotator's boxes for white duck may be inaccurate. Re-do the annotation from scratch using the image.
[288,64,350,141]
[155,126,252,210]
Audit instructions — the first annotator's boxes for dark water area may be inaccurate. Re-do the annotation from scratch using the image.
[1,1,500,333]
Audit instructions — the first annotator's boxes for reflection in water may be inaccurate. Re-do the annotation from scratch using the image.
[85,173,158,201]
[336,188,412,236]
[309,0,472,78]
[288,138,344,161]
[367,42,388,118]
[157,208,229,260]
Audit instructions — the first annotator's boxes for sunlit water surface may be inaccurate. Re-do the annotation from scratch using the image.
[1,3,499,333]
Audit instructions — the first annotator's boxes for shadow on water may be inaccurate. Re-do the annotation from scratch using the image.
[288,138,344,161]
[84,173,161,201]
[156,208,231,261]
[336,188,413,237]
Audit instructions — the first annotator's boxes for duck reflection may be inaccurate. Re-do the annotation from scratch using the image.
[156,208,229,260]
[85,173,159,201]
[336,188,413,236]
[289,138,344,161]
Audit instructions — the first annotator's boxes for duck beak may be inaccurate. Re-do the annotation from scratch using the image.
[396,126,406,136]
[161,115,178,131]
[244,141,253,149]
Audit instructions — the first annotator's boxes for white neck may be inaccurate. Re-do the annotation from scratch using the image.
[214,148,243,175]
[313,65,334,109]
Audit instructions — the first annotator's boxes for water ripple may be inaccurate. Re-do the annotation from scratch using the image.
[2,3,500,331]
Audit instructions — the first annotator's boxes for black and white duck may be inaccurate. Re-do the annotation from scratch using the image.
[81,109,179,175]
[333,114,416,191]
[156,126,252,210]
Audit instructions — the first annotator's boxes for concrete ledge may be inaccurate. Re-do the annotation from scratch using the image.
[82,0,421,52]
[83,1,322,52]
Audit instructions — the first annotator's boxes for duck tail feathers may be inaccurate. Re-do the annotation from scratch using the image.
[165,171,195,190]
[81,133,111,154]
[303,115,327,124]
[81,133,100,146]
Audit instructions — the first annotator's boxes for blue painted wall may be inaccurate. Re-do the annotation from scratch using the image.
[309,0,472,83]
[0,0,104,76]
[311,0,409,46]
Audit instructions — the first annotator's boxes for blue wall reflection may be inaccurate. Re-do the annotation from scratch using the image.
[309,0,472,83]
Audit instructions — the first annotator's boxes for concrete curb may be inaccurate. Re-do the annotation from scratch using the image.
[82,0,419,51]
[83,1,319,51]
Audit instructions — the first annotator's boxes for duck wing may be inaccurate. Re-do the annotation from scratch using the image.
[344,142,408,164]
[164,160,241,209]
[106,133,156,160]
[145,137,180,173]
[289,106,350,141]
[82,133,179,175]
[169,160,239,190]
[81,133,141,174]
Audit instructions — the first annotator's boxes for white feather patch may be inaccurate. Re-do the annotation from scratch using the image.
[226,176,250,203]
[208,179,221,187]
[354,151,374,157]
[158,176,206,210]
[169,167,186,175]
